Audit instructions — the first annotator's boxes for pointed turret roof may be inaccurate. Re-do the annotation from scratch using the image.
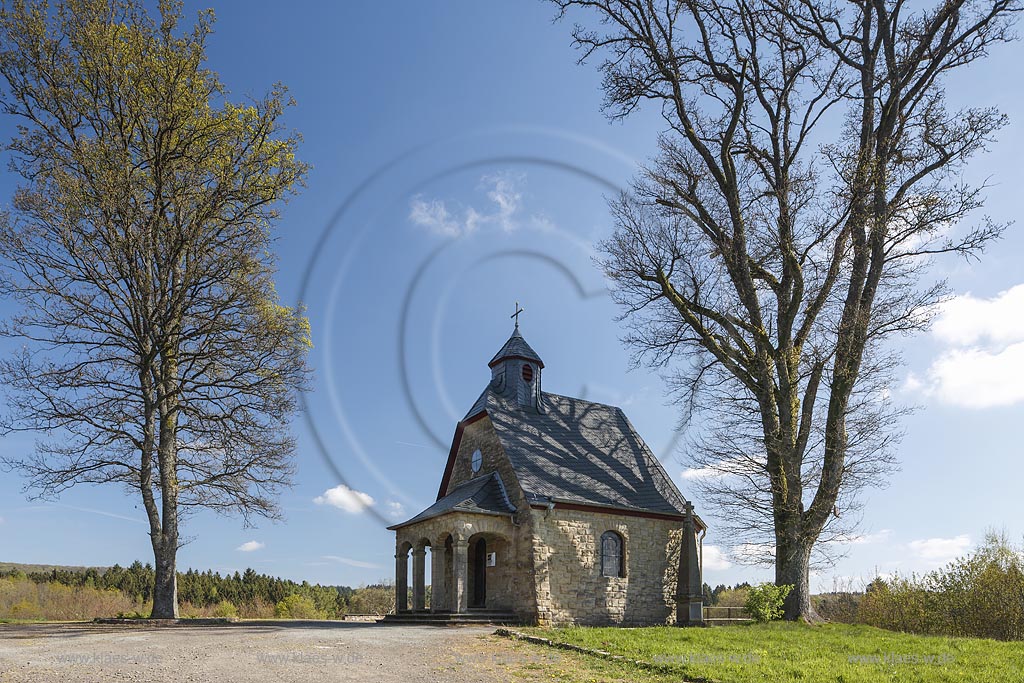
[488,324,544,369]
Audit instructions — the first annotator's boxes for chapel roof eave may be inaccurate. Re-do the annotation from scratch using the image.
[388,471,517,531]
[527,496,708,532]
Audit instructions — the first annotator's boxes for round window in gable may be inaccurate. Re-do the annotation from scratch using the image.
[471,449,482,473]
[522,364,534,383]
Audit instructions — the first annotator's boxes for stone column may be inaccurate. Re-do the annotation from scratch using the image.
[412,547,426,611]
[431,541,447,612]
[452,539,469,614]
[395,546,408,613]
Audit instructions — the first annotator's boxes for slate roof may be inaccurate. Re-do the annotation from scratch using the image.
[462,387,691,518]
[388,471,516,530]
[488,324,544,368]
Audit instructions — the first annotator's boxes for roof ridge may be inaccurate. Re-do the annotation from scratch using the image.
[540,390,623,412]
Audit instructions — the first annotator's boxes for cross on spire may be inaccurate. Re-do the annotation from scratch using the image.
[511,301,524,328]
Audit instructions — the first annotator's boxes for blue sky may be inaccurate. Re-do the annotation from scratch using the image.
[0,2,1022,592]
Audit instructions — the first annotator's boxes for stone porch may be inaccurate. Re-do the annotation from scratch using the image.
[388,511,523,622]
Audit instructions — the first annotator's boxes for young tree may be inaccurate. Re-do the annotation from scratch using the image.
[0,0,310,618]
[554,0,1016,620]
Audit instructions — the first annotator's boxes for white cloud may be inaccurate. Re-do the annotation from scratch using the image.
[904,285,1024,408]
[313,485,375,514]
[932,285,1024,346]
[703,545,732,571]
[908,534,971,566]
[385,501,406,520]
[236,540,265,552]
[409,172,541,238]
[922,344,1024,408]
[681,466,718,480]
[681,456,761,480]
[481,172,522,232]
[323,555,383,570]
[408,197,464,237]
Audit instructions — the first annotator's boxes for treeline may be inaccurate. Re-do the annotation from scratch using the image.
[702,582,753,607]
[815,533,1024,641]
[0,562,395,620]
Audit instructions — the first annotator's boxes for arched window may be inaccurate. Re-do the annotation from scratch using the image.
[600,531,624,578]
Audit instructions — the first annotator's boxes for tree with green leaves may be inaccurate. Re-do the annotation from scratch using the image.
[554,0,1017,620]
[0,0,310,618]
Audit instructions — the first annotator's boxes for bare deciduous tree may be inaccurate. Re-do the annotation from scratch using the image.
[0,0,310,618]
[554,0,1016,620]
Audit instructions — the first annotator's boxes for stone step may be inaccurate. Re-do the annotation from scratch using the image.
[381,611,520,626]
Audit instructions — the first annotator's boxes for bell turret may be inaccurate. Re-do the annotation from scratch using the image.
[488,321,544,411]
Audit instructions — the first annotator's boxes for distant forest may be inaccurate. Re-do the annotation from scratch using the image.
[0,562,392,619]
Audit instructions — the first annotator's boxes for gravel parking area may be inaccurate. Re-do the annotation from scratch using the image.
[0,621,576,683]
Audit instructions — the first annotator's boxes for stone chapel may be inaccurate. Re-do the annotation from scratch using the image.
[387,322,705,626]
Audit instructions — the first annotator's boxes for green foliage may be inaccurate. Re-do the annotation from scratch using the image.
[346,585,395,615]
[0,562,356,620]
[0,0,310,618]
[812,591,861,623]
[858,532,1024,641]
[527,622,1024,683]
[0,575,142,621]
[744,583,793,622]
[274,594,321,619]
[210,599,237,618]
[715,585,750,608]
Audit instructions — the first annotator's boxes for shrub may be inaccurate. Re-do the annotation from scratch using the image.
[715,587,750,608]
[858,532,1024,640]
[745,583,793,622]
[211,600,238,618]
[813,592,861,623]
[274,594,322,619]
[0,576,142,621]
[346,585,395,615]
[238,598,276,619]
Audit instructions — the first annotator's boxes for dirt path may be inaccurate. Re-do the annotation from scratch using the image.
[0,621,590,683]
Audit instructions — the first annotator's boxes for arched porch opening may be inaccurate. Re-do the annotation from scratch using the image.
[430,533,454,613]
[412,537,431,611]
[466,532,513,611]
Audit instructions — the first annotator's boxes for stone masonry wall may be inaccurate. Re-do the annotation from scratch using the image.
[528,507,686,626]
[438,417,537,619]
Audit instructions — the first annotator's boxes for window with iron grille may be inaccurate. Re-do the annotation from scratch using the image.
[600,531,624,578]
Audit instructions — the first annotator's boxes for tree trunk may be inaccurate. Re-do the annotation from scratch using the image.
[151,536,179,619]
[150,351,181,619]
[776,539,819,622]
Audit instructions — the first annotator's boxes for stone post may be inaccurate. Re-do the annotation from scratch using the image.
[431,541,447,612]
[395,546,408,613]
[412,547,426,611]
[675,502,704,626]
[452,538,469,614]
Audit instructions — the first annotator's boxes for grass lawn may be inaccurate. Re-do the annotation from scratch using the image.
[519,622,1024,682]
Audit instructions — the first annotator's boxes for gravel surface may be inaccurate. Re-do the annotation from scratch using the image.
[0,621,573,682]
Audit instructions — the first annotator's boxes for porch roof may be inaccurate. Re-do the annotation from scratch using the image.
[387,471,516,530]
